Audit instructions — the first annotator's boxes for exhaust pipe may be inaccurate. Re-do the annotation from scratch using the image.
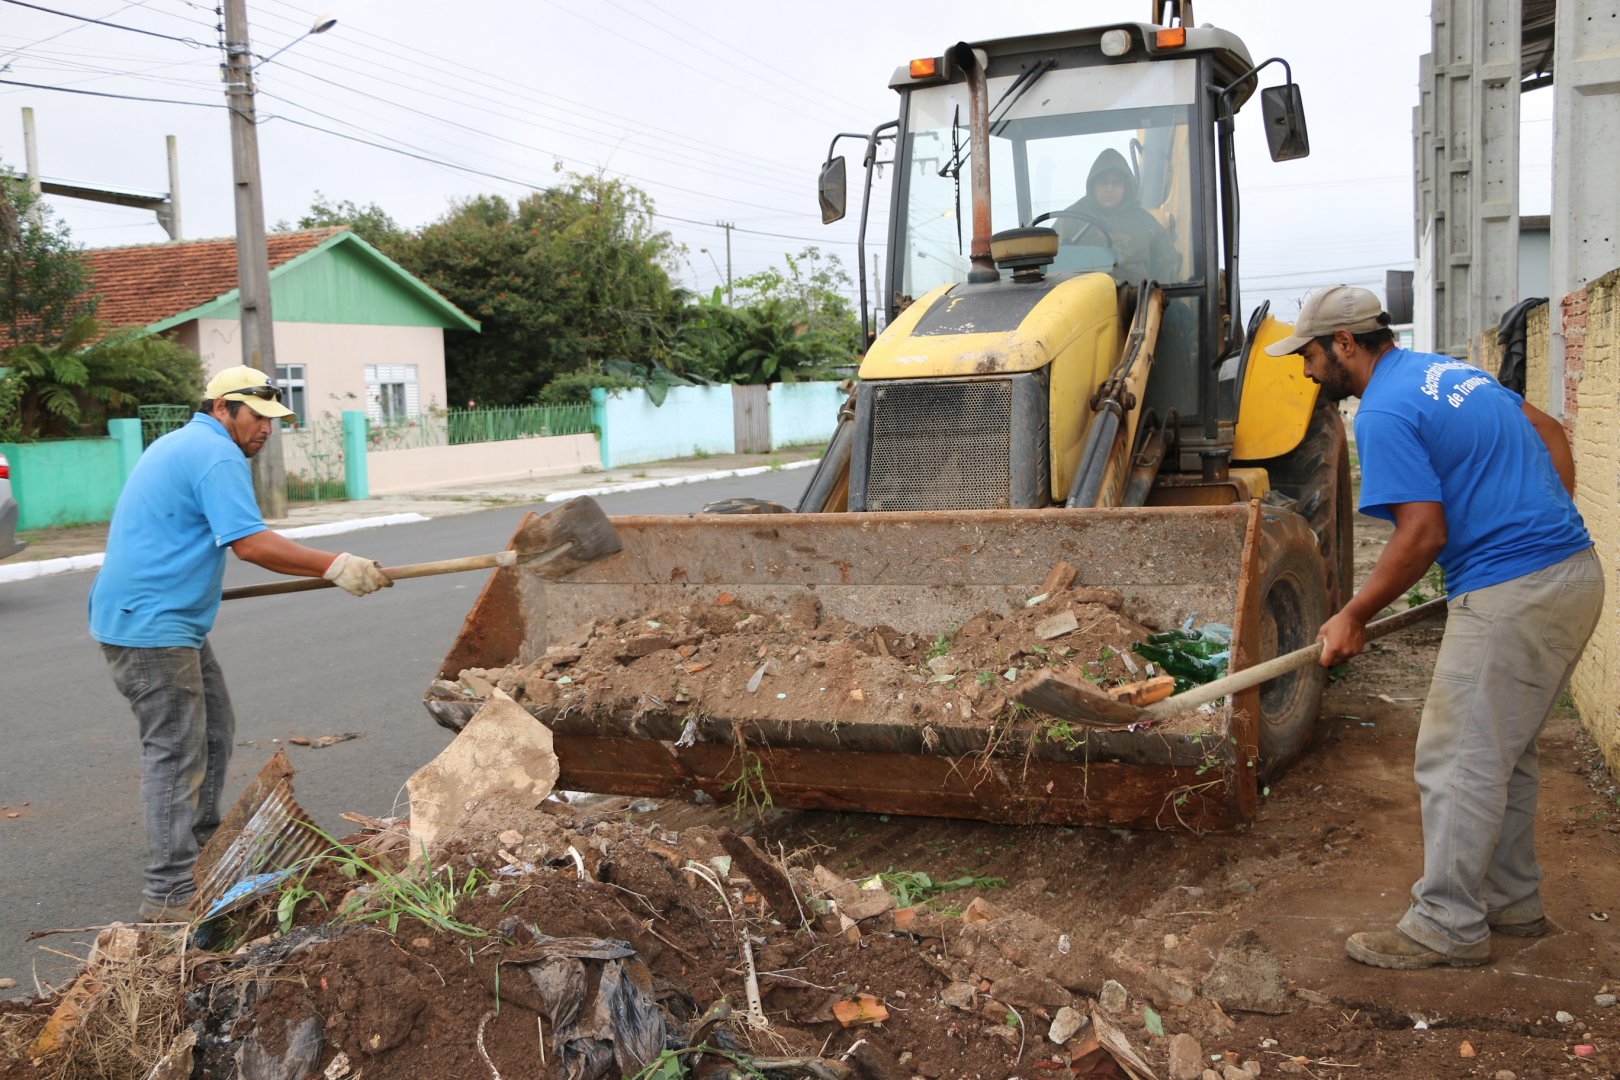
[950,43,999,285]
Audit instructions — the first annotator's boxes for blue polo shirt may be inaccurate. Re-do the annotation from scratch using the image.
[88,414,267,648]
[1354,347,1590,597]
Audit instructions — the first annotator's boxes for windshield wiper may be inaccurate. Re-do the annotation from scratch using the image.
[936,57,1057,178]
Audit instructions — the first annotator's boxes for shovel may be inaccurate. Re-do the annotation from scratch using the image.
[1014,595,1449,729]
[222,496,622,601]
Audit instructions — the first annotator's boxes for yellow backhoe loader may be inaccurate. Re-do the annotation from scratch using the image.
[426,4,1353,831]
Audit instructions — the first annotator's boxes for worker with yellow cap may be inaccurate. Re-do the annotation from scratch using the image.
[89,366,393,923]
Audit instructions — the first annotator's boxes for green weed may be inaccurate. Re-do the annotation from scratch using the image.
[723,748,774,822]
[1405,564,1447,606]
[876,867,1005,908]
[274,829,489,938]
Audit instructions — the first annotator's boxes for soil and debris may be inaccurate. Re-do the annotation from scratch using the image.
[435,583,1214,738]
[5,514,1620,1079]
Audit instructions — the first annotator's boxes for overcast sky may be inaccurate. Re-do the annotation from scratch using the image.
[0,1,1553,323]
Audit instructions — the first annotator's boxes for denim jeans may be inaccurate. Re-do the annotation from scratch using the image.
[101,640,236,906]
[1397,547,1605,956]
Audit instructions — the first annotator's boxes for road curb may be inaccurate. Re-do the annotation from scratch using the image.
[0,512,433,586]
[1,459,819,586]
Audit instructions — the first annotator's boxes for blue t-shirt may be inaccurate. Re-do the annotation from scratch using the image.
[1354,347,1590,597]
[88,414,267,648]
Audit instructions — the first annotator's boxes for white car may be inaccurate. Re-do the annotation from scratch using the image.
[0,453,24,561]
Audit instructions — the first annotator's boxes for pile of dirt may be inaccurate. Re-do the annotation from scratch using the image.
[0,806,1192,1080]
[440,584,1215,738]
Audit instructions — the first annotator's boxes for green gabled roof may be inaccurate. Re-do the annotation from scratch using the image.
[145,229,479,334]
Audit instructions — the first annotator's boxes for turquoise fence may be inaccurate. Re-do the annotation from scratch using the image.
[365,404,593,452]
[284,417,348,503]
[139,405,192,447]
[448,403,592,444]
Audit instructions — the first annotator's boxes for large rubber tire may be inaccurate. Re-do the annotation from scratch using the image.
[701,497,793,515]
[1254,509,1331,779]
[1260,403,1355,613]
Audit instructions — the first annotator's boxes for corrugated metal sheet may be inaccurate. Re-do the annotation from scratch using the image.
[193,750,327,919]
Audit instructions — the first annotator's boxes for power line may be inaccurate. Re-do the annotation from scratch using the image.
[0,0,204,46]
[537,0,848,131]
[250,0,809,177]
[256,86,827,220]
[260,57,811,202]
[0,75,223,107]
[0,0,151,62]
[605,0,877,120]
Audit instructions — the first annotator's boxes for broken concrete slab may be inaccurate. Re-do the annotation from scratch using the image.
[407,690,559,859]
[1201,929,1291,1015]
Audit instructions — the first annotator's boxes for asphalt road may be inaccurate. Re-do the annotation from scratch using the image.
[0,470,809,990]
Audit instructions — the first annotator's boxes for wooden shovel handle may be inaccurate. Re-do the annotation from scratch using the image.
[1141,595,1450,720]
[222,549,518,600]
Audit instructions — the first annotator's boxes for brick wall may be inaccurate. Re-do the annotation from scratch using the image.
[1463,272,1618,775]
[1565,270,1620,771]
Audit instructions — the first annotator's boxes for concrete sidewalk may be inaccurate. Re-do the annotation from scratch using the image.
[3,447,822,581]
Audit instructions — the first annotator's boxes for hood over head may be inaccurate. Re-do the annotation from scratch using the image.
[1086,148,1138,204]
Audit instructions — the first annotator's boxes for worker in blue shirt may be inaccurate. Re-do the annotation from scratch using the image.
[89,366,393,923]
[1265,285,1602,970]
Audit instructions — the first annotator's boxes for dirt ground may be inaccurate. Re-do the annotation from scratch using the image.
[4,512,1620,1080]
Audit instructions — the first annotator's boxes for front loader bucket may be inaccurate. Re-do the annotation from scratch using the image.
[426,504,1267,830]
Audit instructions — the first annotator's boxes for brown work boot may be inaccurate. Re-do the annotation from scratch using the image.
[136,897,196,924]
[1489,916,1550,938]
[1345,929,1489,969]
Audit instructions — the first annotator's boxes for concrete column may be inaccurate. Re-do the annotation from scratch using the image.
[341,410,369,501]
[107,418,143,484]
[1467,0,1522,351]
[1548,0,1620,416]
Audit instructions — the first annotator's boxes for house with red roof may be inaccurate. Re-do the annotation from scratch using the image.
[85,227,478,426]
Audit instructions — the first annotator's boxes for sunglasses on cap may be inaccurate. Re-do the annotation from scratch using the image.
[226,383,284,403]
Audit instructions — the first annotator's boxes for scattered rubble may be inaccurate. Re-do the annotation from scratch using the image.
[432,590,1222,741]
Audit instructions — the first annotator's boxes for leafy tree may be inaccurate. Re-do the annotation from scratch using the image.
[277,192,409,253]
[536,366,638,405]
[1,163,205,439]
[1,167,96,350]
[395,173,681,407]
[5,320,204,439]
[667,287,739,382]
[716,298,846,384]
[731,246,860,355]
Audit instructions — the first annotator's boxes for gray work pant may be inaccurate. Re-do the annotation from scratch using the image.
[102,640,236,906]
[1398,546,1604,957]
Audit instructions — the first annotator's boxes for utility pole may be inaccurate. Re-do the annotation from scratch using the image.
[715,220,734,305]
[222,0,286,518]
[20,107,42,228]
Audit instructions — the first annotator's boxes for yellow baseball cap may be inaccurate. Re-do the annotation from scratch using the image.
[204,365,296,419]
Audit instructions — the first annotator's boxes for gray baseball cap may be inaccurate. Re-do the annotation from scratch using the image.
[1265,285,1390,356]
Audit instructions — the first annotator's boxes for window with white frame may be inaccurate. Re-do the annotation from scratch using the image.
[275,364,307,423]
[364,364,419,425]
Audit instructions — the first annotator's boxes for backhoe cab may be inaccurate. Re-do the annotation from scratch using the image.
[817,12,1317,508]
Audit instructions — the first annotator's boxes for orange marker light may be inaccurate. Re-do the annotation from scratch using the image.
[909,57,938,78]
[1155,27,1186,48]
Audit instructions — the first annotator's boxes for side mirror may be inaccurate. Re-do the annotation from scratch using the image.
[1260,83,1309,161]
[818,156,848,224]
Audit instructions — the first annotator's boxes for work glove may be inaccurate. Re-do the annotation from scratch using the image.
[323,552,393,596]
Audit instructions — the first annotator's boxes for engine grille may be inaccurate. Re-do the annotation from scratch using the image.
[866,379,1013,511]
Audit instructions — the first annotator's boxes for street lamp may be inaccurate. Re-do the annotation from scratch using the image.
[254,14,337,69]
[699,247,724,288]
